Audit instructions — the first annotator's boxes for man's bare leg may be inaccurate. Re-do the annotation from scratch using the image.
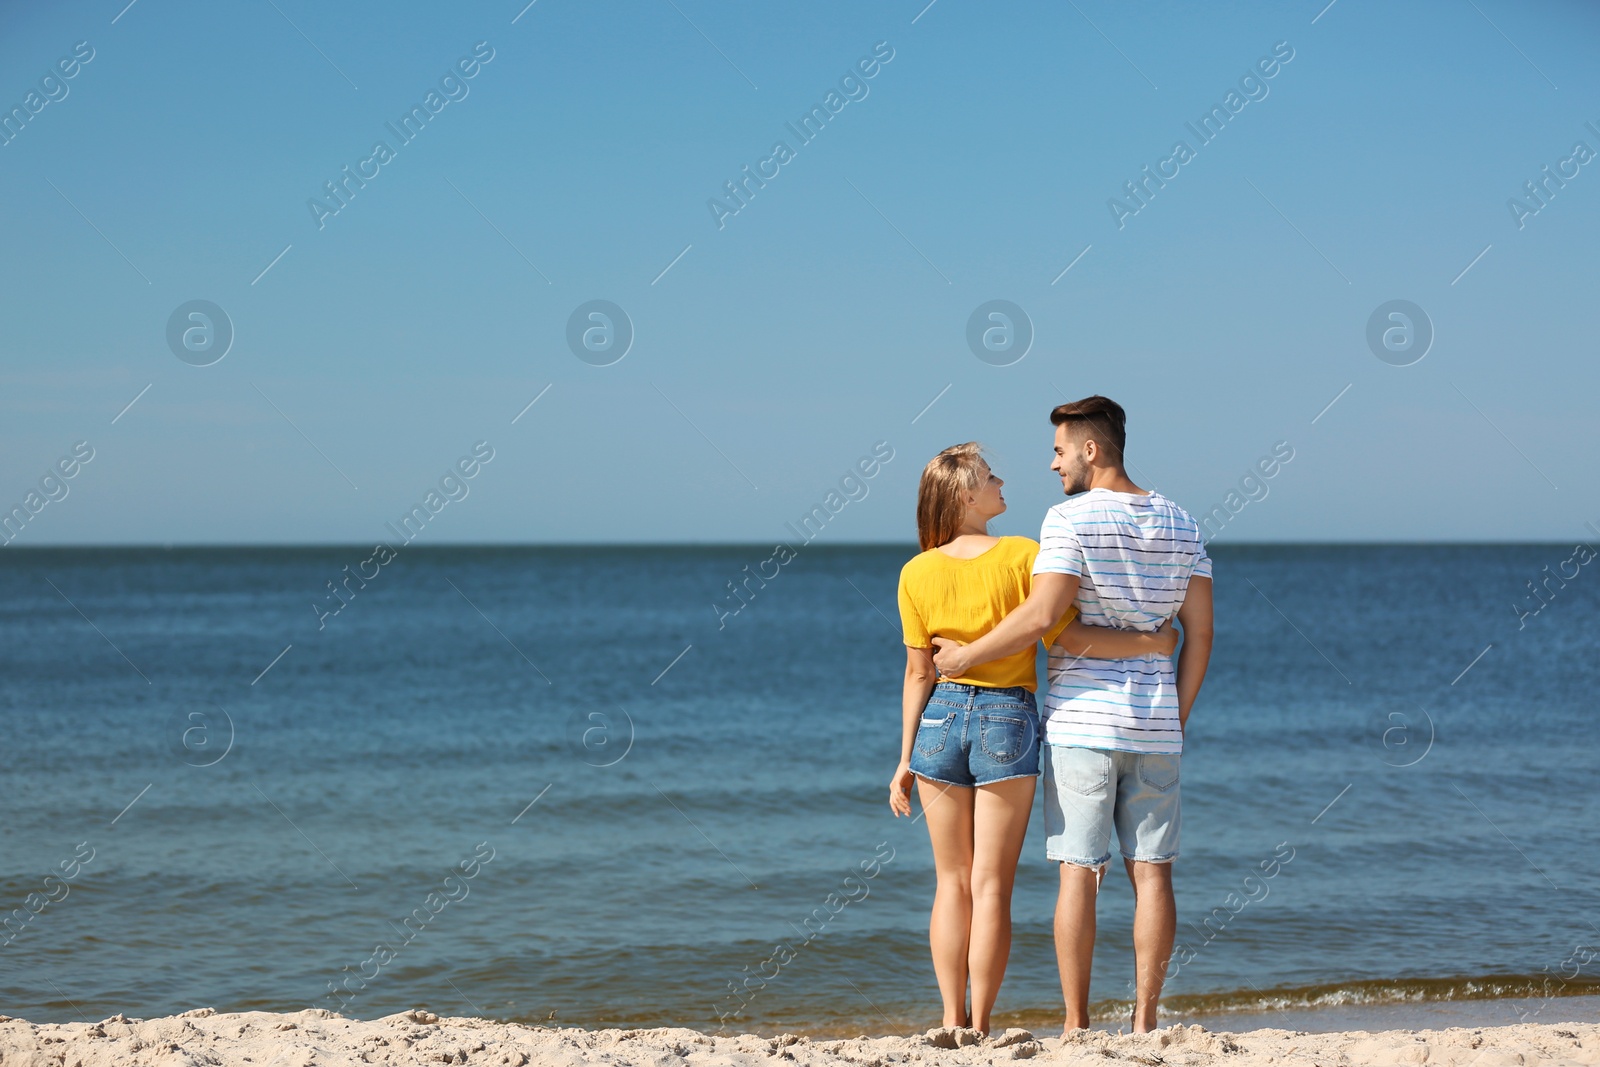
[1055,861,1102,1031]
[1123,858,1175,1032]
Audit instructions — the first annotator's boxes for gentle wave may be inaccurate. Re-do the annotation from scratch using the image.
[984,974,1600,1034]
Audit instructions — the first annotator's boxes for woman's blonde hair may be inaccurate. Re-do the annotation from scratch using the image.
[916,442,989,551]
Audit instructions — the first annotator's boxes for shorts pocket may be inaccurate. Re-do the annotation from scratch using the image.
[1138,754,1180,792]
[915,712,955,757]
[978,713,1032,765]
[1054,747,1111,797]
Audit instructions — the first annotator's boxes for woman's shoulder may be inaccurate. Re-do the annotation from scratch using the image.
[988,536,1042,573]
[902,537,1034,576]
[997,535,1041,555]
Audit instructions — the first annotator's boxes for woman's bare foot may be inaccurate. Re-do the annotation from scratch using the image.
[986,1029,1035,1048]
[922,1025,984,1049]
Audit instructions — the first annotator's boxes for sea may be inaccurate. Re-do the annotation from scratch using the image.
[1,544,1597,1035]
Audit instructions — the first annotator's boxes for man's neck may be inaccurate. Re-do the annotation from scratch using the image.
[1088,468,1146,494]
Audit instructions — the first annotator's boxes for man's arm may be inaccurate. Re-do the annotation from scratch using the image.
[931,572,1080,678]
[1175,576,1213,730]
[1055,616,1179,659]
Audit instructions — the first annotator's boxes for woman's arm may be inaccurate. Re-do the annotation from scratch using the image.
[890,645,937,816]
[1053,616,1179,659]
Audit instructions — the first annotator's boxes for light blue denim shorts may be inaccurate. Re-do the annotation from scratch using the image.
[1043,745,1181,867]
[909,682,1040,787]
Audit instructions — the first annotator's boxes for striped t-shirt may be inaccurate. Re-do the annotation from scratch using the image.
[1033,488,1212,754]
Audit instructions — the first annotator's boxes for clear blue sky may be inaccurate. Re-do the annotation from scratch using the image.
[3,0,1597,545]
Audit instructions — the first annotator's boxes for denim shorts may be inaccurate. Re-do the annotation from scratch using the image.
[1043,745,1181,867]
[908,682,1040,788]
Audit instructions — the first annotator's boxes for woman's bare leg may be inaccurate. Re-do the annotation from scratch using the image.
[967,775,1035,1033]
[917,775,974,1028]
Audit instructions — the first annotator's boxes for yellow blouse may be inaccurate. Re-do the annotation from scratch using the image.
[896,535,1075,692]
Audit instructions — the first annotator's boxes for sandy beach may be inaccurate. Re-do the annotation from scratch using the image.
[1,1008,1596,1067]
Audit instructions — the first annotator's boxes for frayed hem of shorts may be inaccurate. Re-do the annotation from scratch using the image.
[974,769,1040,787]
[1048,853,1112,869]
[912,769,1038,789]
[1121,852,1178,864]
[911,771,973,789]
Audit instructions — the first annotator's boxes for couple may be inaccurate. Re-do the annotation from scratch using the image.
[889,395,1214,1036]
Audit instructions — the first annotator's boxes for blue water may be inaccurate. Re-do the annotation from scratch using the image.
[1,545,1596,1033]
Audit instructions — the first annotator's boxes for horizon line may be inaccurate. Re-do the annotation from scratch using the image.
[0,538,1590,551]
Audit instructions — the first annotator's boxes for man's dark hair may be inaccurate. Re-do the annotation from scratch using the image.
[1050,395,1126,466]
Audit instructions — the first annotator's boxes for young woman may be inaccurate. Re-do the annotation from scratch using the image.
[890,443,1177,1037]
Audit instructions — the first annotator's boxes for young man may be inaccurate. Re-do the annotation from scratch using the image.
[930,396,1214,1033]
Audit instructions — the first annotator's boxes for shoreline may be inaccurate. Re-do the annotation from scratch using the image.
[1177,993,1600,1038]
[706,986,1600,1041]
[2,1007,1597,1067]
